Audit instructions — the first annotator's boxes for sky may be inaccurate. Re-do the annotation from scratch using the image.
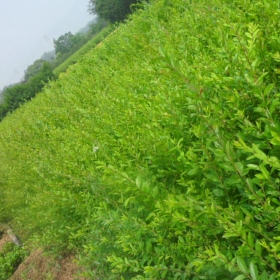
[0,0,94,90]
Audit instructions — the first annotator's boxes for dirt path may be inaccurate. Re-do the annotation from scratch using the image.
[0,231,87,280]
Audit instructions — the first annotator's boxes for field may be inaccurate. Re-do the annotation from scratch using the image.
[1,0,280,279]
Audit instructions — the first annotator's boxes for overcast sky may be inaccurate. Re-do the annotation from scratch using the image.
[0,0,94,90]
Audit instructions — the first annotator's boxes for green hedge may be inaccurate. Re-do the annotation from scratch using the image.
[1,0,280,279]
[53,25,114,76]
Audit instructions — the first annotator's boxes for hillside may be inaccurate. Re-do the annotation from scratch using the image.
[1,0,280,279]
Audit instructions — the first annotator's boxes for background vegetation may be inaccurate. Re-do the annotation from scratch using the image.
[1,0,280,279]
[53,25,114,76]
[0,17,110,122]
[51,17,109,70]
[88,0,140,22]
[0,62,54,121]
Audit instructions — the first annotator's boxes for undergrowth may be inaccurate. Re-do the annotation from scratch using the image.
[1,0,280,279]
[0,242,28,280]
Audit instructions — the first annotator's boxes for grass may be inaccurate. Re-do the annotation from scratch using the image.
[1,0,280,278]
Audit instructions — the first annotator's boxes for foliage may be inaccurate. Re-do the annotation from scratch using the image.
[87,17,109,37]
[53,32,76,57]
[0,62,54,121]
[51,20,111,71]
[24,59,45,81]
[1,0,280,279]
[0,242,28,279]
[53,25,114,76]
[41,50,56,62]
[88,0,139,22]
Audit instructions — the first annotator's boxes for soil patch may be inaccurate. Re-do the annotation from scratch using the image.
[0,231,87,279]
[11,250,86,280]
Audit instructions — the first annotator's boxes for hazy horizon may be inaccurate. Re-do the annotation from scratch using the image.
[0,0,94,90]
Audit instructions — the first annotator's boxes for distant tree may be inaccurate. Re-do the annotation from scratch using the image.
[0,62,55,121]
[53,32,88,58]
[24,59,45,81]
[0,88,3,102]
[71,32,86,46]
[88,0,139,23]
[88,17,109,37]
[78,19,96,34]
[53,32,75,57]
[41,50,56,62]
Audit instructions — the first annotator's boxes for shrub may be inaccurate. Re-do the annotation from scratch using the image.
[1,0,280,278]
[0,242,28,279]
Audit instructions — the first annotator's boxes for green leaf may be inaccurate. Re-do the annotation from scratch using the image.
[223,232,238,238]
[259,164,270,180]
[225,140,231,156]
[249,262,258,280]
[161,269,168,278]
[236,257,248,274]
[264,83,274,97]
[235,162,244,175]
[136,176,141,188]
[247,232,254,248]
[145,212,155,221]
[213,189,225,197]
[252,145,267,161]
[124,197,135,207]
[152,186,158,198]
[269,98,279,114]
[234,275,246,280]
[255,241,262,256]
[259,271,268,280]
[273,236,280,241]
[270,131,280,145]
[247,164,260,171]
[187,167,198,175]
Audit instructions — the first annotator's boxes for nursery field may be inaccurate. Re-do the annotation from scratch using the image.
[1,0,280,279]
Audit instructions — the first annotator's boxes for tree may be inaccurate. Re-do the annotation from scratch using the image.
[53,32,75,56]
[88,0,139,23]
[41,50,56,62]
[88,16,109,37]
[24,59,45,81]
[0,62,55,121]
[70,32,86,46]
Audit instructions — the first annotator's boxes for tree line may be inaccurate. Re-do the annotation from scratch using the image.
[0,0,142,122]
[88,0,141,23]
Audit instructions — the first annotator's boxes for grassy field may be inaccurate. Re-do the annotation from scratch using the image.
[1,0,280,278]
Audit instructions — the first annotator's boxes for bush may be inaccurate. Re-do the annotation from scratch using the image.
[0,242,28,279]
[1,0,280,278]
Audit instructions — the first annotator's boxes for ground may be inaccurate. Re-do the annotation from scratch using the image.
[0,231,87,280]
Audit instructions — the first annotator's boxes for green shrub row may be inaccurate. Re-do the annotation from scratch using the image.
[53,25,114,76]
[0,0,280,279]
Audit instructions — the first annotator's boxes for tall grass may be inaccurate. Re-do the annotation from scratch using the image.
[1,0,280,278]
